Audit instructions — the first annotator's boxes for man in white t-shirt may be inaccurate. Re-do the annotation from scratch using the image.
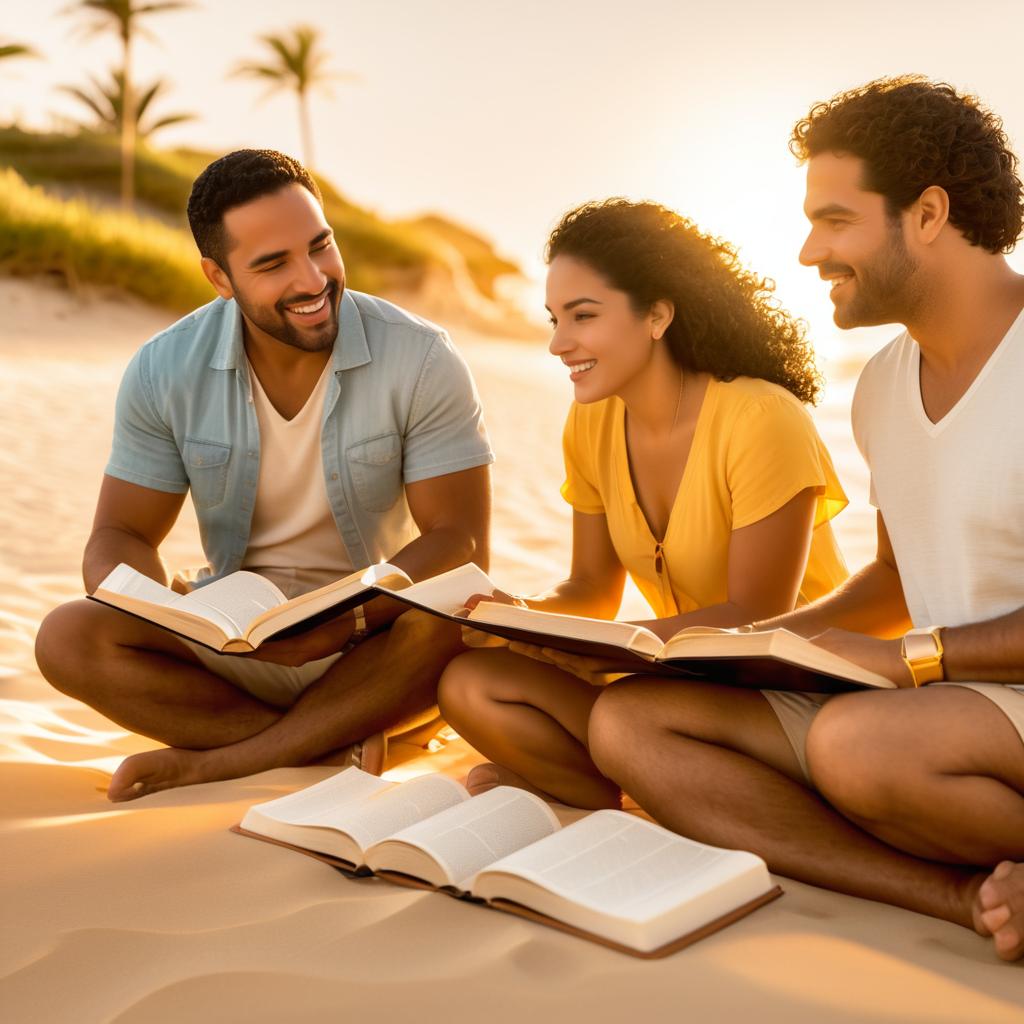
[588,78,1024,961]
[35,150,494,801]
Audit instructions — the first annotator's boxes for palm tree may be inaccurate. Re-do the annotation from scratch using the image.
[63,0,191,210]
[60,69,194,140]
[233,25,350,170]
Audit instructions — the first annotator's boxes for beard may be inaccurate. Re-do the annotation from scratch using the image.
[235,278,343,353]
[828,220,920,329]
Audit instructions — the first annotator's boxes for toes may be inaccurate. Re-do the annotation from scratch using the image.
[466,763,501,796]
[980,905,1012,932]
[993,924,1023,962]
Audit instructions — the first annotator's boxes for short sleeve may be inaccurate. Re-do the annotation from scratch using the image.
[105,346,189,493]
[401,332,494,483]
[560,403,605,514]
[727,395,847,530]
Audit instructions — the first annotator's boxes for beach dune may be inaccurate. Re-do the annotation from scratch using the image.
[0,278,1020,1022]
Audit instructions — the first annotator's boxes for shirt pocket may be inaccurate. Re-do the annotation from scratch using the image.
[347,432,403,513]
[184,438,232,510]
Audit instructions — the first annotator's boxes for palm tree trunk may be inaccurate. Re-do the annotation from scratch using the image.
[120,29,135,211]
[298,88,313,170]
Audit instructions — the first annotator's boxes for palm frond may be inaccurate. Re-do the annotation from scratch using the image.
[0,42,40,60]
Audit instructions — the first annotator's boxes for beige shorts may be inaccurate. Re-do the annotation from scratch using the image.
[183,640,344,709]
[762,683,1024,783]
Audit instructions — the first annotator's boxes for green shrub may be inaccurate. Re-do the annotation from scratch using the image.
[0,167,214,311]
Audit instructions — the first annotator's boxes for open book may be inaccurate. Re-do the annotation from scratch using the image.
[234,768,781,958]
[374,563,895,691]
[89,562,413,653]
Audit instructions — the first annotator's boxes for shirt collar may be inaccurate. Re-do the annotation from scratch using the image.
[208,290,372,373]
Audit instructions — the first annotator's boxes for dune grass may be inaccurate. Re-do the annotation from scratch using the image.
[0,127,442,296]
[0,168,214,312]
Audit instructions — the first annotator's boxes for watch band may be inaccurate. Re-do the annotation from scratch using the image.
[900,626,945,687]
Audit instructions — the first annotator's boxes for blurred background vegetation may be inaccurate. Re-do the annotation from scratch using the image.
[0,8,523,319]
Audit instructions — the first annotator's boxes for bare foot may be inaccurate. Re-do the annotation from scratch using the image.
[465,762,556,801]
[972,861,1024,962]
[108,747,214,802]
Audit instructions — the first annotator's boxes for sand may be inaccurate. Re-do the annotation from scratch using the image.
[0,277,1020,1022]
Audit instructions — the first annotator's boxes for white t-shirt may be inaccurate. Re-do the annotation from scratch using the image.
[241,360,354,599]
[852,308,1024,629]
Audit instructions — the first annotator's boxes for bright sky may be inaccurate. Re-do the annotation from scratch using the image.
[6,0,1024,355]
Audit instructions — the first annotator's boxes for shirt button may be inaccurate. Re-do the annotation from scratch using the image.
[331,473,339,480]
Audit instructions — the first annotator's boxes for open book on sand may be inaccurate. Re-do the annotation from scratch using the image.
[89,562,413,653]
[373,563,895,691]
[233,767,781,958]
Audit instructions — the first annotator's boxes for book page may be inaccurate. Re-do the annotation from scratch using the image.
[331,773,470,852]
[478,810,765,922]
[172,571,287,637]
[385,563,500,615]
[659,628,893,688]
[369,786,560,888]
[469,603,664,657]
[94,563,237,641]
[96,564,179,607]
[249,767,395,828]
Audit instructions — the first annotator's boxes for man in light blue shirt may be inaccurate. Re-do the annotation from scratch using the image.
[35,149,493,800]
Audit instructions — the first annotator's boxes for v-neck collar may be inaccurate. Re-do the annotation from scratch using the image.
[617,376,716,544]
[909,304,1024,437]
[248,357,332,425]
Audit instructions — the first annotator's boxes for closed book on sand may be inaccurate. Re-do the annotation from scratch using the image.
[234,767,782,958]
[370,562,894,691]
[88,562,413,653]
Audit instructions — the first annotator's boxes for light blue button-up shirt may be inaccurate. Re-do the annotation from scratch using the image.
[106,289,494,585]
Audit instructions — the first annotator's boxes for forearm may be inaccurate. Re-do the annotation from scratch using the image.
[943,610,1024,684]
[635,601,758,641]
[83,527,168,594]
[522,576,623,620]
[365,524,486,630]
[754,559,912,639]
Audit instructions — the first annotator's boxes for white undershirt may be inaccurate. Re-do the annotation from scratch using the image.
[852,308,1024,629]
[241,359,353,599]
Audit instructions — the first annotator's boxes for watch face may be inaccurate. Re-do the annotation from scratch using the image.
[903,631,939,663]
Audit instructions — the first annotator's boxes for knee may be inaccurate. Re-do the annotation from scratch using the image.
[805,695,895,819]
[387,608,461,654]
[588,681,655,782]
[437,650,499,726]
[35,600,102,695]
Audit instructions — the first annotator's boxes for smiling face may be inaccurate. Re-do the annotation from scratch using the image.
[545,255,670,403]
[799,152,919,329]
[208,183,345,352]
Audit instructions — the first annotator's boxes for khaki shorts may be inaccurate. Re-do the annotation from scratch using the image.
[762,683,1024,783]
[183,640,344,709]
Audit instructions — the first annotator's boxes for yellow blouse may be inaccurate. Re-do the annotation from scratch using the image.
[561,376,849,618]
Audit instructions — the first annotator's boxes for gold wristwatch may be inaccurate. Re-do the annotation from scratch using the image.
[900,626,945,687]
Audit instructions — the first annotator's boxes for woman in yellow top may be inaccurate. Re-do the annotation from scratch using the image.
[438,198,848,808]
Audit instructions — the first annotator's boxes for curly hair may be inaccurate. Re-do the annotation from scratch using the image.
[791,76,1023,254]
[545,199,822,404]
[187,149,322,268]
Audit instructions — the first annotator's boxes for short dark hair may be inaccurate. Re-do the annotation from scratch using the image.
[186,148,323,267]
[546,199,821,404]
[791,76,1023,254]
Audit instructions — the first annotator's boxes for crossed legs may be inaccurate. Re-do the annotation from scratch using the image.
[588,679,1024,960]
[36,600,461,800]
[438,648,620,809]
